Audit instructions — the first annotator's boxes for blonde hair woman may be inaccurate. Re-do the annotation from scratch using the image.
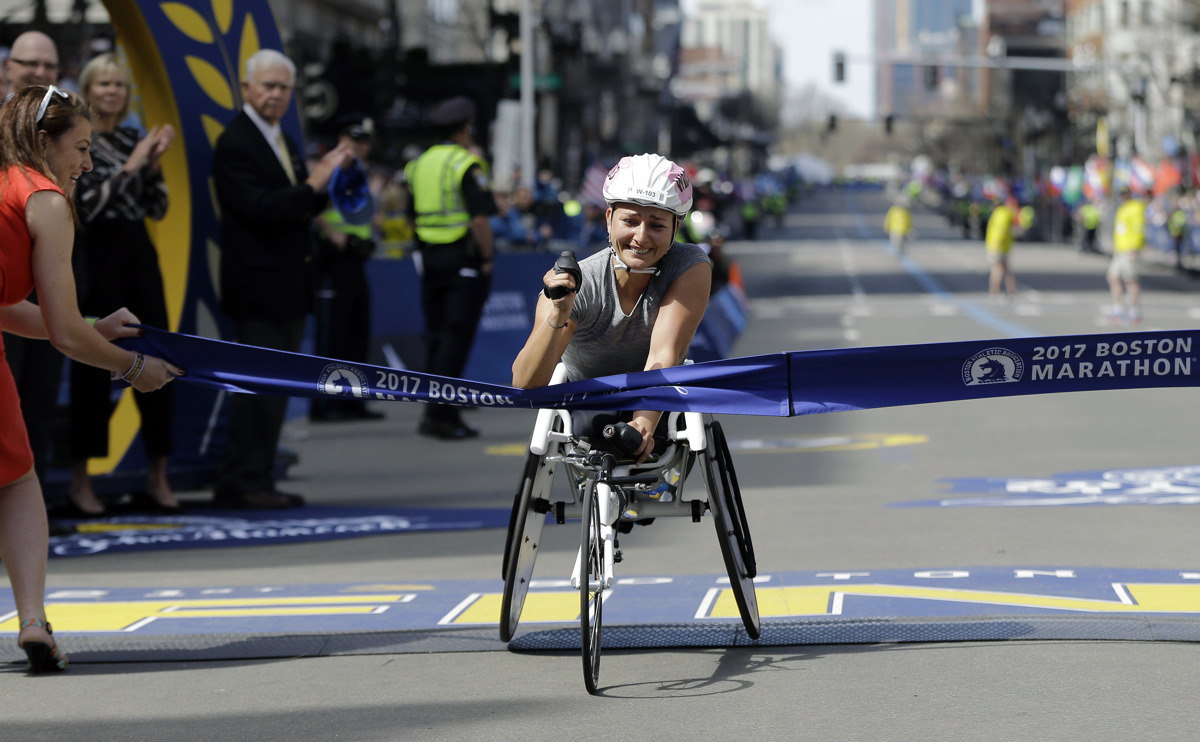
[69,53,179,515]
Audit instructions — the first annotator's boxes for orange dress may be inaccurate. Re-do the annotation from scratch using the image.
[0,166,64,486]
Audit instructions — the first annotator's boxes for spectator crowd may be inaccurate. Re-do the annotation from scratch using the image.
[0,34,803,519]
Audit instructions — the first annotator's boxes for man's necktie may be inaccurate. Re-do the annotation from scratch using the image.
[275,131,296,184]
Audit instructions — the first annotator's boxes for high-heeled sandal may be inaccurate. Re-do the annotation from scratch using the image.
[17,618,68,673]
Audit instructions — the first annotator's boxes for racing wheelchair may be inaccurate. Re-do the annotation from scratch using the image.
[500,364,759,694]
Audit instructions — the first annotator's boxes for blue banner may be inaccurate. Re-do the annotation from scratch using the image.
[122,327,1200,417]
[786,331,1198,415]
[48,506,510,557]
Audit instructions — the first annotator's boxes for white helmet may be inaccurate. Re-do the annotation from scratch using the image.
[602,153,694,217]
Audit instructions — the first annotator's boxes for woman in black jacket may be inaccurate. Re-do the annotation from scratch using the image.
[68,53,178,514]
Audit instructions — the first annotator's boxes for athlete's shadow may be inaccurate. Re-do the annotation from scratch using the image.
[594,647,812,698]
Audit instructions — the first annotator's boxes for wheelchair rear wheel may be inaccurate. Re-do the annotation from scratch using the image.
[580,480,604,694]
[500,439,557,642]
[701,417,760,639]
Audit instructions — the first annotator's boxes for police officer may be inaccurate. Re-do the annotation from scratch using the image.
[311,121,383,422]
[1168,191,1190,269]
[1078,201,1101,254]
[406,96,497,439]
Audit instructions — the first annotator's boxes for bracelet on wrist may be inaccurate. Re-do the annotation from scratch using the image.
[121,352,146,383]
[545,316,568,330]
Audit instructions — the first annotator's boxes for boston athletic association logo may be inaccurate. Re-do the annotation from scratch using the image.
[962,347,1024,386]
[318,363,370,398]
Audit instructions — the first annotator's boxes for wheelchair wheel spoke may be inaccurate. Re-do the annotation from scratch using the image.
[581,481,603,694]
[501,421,558,643]
[703,417,761,640]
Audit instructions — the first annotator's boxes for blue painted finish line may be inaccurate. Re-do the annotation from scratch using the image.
[894,465,1200,507]
[6,568,1200,637]
[48,506,510,557]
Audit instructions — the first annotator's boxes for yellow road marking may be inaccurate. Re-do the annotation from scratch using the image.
[486,435,928,456]
[74,523,182,533]
[735,434,929,454]
[0,595,409,633]
[447,592,582,624]
[707,583,1200,619]
[485,443,529,456]
[340,584,436,592]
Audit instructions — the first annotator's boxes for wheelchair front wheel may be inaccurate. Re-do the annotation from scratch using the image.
[701,418,760,639]
[580,480,604,694]
[500,450,552,642]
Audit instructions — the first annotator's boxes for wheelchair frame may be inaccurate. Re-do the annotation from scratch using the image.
[500,365,759,694]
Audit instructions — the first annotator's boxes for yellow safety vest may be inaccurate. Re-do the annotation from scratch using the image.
[1080,203,1100,230]
[1113,199,1145,253]
[884,206,911,235]
[986,205,1014,254]
[321,206,373,240]
[404,144,489,245]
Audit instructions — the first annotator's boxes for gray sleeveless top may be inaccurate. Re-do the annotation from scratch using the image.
[561,243,711,381]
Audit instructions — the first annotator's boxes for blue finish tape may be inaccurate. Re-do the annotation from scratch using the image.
[122,327,1200,417]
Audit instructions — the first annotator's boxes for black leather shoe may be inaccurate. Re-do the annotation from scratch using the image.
[418,418,480,440]
[213,491,290,510]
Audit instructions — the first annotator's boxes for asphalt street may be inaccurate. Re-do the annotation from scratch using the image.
[5,189,1200,740]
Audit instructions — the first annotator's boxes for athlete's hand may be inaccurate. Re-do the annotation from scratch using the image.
[94,308,143,341]
[628,411,660,464]
[542,266,576,320]
[130,355,184,393]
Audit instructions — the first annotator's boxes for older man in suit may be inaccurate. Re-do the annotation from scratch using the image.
[212,49,350,509]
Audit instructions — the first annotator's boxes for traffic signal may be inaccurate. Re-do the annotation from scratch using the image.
[828,114,837,132]
[885,114,894,135]
[833,52,845,83]
[924,65,939,90]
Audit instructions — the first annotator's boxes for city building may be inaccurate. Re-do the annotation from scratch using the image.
[1066,0,1200,161]
[676,0,782,120]
[874,0,985,120]
[0,0,728,187]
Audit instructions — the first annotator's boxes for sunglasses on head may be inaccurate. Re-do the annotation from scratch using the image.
[36,85,69,124]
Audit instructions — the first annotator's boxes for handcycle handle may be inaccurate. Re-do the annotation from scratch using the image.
[602,422,645,458]
[543,250,581,300]
[608,474,660,486]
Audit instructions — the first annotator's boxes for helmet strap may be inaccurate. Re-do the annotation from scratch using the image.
[609,241,660,275]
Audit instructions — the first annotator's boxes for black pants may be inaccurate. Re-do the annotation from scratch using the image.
[1082,228,1098,253]
[70,219,175,461]
[214,318,305,497]
[311,247,371,416]
[419,241,491,423]
[4,335,63,485]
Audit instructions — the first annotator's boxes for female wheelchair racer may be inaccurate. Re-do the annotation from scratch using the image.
[505,154,760,694]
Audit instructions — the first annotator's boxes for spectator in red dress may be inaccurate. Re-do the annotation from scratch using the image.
[0,86,179,672]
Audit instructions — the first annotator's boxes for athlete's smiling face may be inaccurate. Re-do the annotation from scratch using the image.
[607,203,679,270]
